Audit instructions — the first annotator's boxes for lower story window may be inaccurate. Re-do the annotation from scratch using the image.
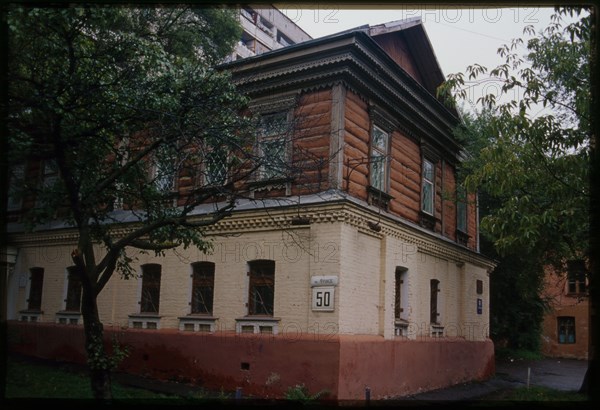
[558,316,576,344]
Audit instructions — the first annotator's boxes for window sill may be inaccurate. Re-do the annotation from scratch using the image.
[249,177,293,190]
[430,323,444,338]
[56,311,82,325]
[128,313,161,330]
[235,316,281,335]
[179,315,218,332]
[367,186,393,210]
[456,230,469,246]
[419,211,437,230]
[394,319,410,337]
[19,310,43,323]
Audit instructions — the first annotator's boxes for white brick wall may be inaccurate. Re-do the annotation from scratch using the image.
[8,205,491,341]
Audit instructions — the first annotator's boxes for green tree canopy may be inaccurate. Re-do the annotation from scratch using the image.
[6,5,253,399]
[440,7,590,267]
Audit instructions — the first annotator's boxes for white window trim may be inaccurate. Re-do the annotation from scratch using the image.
[257,111,292,181]
[369,125,389,192]
[421,158,435,215]
[56,311,82,325]
[178,316,217,332]
[235,317,280,335]
[128,314,161,330]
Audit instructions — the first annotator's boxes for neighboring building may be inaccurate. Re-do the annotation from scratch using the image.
[228,4,312,61]
[540,260,589,359]
[5,13,497,401]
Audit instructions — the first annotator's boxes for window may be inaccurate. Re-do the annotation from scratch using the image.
[191,262,215,315]
[204,147,228,186]
[476,279,483,295]
[421,159,435,215]
[558,316,576,344]
[370,126,389,192]
[430,279,440,324]
[258,112,289,180]
[248,260,275,316]
[150,147,177,193]
[42,159,59,188]
[456,186,467,232]
[27,267,44,311]
[65,266,83,312]
[140,264,161,314]
[394,267,408,321]
[7,163,25,211]
[567,260,587,294]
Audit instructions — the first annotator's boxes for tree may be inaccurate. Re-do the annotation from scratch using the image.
[4,5,274,399]
[439,6,595,395]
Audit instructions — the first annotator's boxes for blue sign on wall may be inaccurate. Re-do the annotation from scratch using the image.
[477,298,483,314]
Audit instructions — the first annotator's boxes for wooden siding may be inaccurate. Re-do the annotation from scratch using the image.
[442,161,457,241]
[291,89,333,195]
[388,131,421,222]
[372,32,424,87]
[343,90,370,201]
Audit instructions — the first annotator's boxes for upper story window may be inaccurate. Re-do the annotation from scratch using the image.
[140,264,161,314]
[248,260,275,316]
[65,266,83,312]
[456,186,467,233]
[567,259,587,295]
[7,163,25,211]
[370,125,389,192]
[257,112,290,180]
[191,262,215,315]
[149,145,179,194]
[27,267,44,311]
[204,146,228,187]
[421,159,435,215]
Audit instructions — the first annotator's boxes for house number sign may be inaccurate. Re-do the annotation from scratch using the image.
[311,276,337,312]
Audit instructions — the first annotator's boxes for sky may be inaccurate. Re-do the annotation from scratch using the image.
[273,4,563,112]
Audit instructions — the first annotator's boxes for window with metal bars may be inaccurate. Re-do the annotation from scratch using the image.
[65,266,83,312]
[191,262,215,315]
[27,267,44,311]
[248,260,275,316]
[140,264,161,314]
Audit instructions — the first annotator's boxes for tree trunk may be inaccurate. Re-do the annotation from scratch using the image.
[81,284,113,400]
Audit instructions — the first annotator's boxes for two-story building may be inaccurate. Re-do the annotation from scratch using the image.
[5,15,496,400]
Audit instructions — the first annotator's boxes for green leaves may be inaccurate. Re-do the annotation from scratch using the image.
[448,7,590,266]
[7,5,250,284]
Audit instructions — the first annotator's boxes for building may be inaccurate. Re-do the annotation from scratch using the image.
[229,4,312,61]
[540,261,589,360]
[5,11,496,401]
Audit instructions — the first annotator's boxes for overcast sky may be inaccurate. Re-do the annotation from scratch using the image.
[274,4,562,112]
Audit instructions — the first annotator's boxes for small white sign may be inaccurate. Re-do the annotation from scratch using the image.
[310,275,338,287]
[312,286,335,311]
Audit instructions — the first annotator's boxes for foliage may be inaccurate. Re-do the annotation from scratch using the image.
[5,355,174,399]
[439,7,592,359]
[440,7,590,268]
[87,335,130,371]
[5,4,249,399]
[284,384,330,403]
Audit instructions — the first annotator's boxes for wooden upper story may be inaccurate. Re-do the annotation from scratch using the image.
[6,18,478,252]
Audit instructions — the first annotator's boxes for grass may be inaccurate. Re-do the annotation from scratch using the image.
[4,355,179,400]
[480,386,588,402]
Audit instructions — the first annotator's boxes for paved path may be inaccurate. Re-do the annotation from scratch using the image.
[404,357,588,401]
